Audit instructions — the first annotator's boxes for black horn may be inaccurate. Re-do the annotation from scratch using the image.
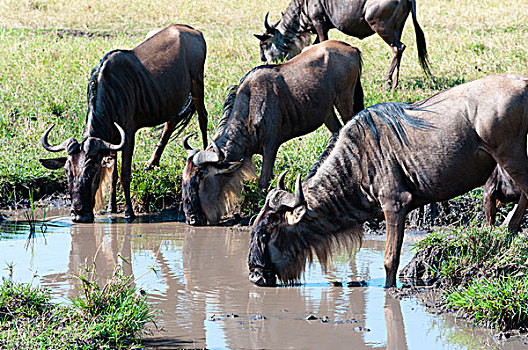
[209,137,225,162]
[264,12,274,32]
[294,174,305,206]
[100,122,126,151]
[183,133,198,158]
[41,124,72,152]
[277,171,288,190]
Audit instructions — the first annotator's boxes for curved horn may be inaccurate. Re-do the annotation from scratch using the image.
[277,171,288,190]
[264,12,273,32]
[294,174,305,206]
[183,133,196,150]
[100,122,126,151]
[208,137,225,162]
[41,124,70,152]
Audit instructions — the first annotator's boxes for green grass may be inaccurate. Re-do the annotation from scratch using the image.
[0,0,527,210]
[0,264,155,349]
[411,225,528,329]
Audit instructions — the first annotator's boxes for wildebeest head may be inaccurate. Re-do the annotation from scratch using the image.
[39,123,125,223]
[181,134,245,226]
[254,12,310,63]
[248,172,309,286]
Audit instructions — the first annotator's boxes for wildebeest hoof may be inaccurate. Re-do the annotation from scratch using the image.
[144,159,159,170]
[124,211,136,222]
[249,268,265,285]
[71,212,95,223]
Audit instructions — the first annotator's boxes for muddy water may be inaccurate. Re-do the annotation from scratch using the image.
[0,211,523,349]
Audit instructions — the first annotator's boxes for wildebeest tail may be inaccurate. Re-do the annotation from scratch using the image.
[170,94,197,140]
[410,0,432,78]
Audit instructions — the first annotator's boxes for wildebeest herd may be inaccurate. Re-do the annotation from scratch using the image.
[38,0,528,288]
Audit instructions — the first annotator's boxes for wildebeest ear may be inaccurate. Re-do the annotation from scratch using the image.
[39,157,67,170]
[254,33,272,41]
[101,155,115,169]
[285,204,307,225]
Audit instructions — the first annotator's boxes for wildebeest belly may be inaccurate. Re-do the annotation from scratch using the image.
[394,130,498,208]
[324,0,375,39]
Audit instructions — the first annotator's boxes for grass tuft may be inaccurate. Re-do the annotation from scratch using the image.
[0,264,156,349]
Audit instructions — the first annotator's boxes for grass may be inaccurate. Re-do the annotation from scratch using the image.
[0,264,156,349]
[0,0,527,211]
[410,224,528,329]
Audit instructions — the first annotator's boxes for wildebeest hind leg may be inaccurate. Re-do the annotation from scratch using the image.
[497,157,528,232]
[191,78,209,149]
[145,121,178,169]
[384,44,405,90]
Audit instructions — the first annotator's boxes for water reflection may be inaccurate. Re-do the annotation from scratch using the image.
[0,216,513,349]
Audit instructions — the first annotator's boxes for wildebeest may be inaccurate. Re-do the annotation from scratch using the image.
[39,24,208,222]
[483,165,521,226]
[254,0,431,89]
[248,74,528,288]
[182,40,364,226]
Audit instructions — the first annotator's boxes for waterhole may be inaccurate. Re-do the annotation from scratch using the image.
[0,210,522,349]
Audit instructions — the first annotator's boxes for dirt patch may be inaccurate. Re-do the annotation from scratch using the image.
[39,28,144,39]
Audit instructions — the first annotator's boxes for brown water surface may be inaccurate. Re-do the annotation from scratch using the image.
[0,211,524,349]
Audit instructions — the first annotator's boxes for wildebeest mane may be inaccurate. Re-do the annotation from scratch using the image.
[86,49,124,123]
[305,132,338,181]
[215,64,279,137]
[85,49,162,141]
[354,102,432,150]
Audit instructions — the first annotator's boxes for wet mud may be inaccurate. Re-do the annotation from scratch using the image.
[0,212,526,349]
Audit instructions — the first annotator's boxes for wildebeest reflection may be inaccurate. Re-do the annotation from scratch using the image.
[39,24,208,222]
[182,41,364,226]
[255,0,431,89]
[248,74,528,287]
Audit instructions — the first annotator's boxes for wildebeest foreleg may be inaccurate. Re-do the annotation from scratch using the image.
[502,194,527,233]
[121,136,136,221]
[382,192,411,287]
[107,153,118,214]
[191,77,209,149]
[312,21,328,44]
[324,110,342,133]
[259,146,279,190]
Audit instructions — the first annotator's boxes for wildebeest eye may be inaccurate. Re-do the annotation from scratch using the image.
[261,233,269,243]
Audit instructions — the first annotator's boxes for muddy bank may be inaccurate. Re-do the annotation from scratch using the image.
[0,177,495,228]
[399,225,528,334]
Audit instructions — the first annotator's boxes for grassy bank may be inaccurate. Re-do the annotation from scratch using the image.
[0,264,155,349]
[401,225,528,330]
[0,0,527,212]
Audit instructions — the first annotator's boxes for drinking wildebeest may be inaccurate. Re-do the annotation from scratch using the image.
[182,40,364,226]
[254,0,431,89]
[483,165,521,226]
[248,74,528,288]
[39,24,208,222]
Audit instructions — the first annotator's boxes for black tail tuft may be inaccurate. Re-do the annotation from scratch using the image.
[410,0,432,78]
